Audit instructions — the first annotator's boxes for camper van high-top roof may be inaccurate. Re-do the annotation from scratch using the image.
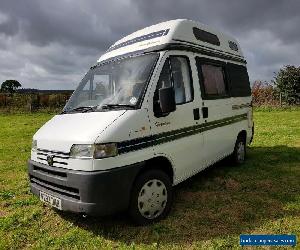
[98,19,245,63]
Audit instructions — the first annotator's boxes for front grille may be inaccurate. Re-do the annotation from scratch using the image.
[30,175,80,200]
[33,165,67,178]
[36,148,69,167]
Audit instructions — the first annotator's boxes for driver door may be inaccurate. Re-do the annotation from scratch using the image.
[148,52,204,184]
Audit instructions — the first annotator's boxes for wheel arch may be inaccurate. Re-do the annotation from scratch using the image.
[136,156,175,185]
[128,156,174,224]
[237,130,247,142]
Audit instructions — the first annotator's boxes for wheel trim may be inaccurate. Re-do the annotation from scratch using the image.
[137,179,167,219]
[237,141,245,162]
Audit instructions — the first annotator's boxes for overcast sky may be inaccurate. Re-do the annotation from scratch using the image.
[0,0,299,89]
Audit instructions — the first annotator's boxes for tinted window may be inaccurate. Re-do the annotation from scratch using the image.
[201,64,227,97]
[193,27,220,46]
[227,63,251,97]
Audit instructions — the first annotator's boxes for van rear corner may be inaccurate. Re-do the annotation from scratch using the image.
[247,105,254,145]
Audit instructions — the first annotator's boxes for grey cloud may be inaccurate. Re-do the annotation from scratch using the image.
[0,0,143,49]
[0,0,299,89]
[0,15,19,37]
[133,0,300,44]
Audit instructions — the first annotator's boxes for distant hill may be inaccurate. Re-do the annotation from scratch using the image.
[17,88,74,94]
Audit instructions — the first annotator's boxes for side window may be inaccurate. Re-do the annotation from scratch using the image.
[170,57,193,104]
[156,59,172,89]
[155,56,193,105]
[226,63,251,97]
[196,57,228,99]
[202,65,226,96]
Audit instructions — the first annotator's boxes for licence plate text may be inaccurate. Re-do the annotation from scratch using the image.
[39,191,62,210]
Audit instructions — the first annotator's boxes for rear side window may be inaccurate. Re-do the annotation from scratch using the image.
[202,65,226,96]
[196,57,228,99]
[226,63,251,97]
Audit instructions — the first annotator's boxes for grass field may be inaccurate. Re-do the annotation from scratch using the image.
[0,108,299,249]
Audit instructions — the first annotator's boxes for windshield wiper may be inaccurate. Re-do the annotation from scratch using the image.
[101,104,136,110]
[61,106,96,114]
[61,104,135,114]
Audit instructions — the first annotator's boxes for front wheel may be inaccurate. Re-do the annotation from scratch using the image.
[129,169,173,225]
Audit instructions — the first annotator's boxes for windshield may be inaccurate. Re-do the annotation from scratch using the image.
[63,53,158,113]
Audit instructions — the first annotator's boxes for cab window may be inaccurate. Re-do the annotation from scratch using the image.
[155,56,193,105]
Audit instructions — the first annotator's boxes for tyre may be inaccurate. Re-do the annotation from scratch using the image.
[129,169,173,225]
[232,135,246,164]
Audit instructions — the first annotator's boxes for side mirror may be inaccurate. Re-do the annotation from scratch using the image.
[159,86,176,114]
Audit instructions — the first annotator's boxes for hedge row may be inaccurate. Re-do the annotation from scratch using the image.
[251,81,299,106]
[0,93,71,110]
[0,85,297,111]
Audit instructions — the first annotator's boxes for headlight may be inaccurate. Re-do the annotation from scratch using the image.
[70,144,95,158]
[94,143,118,159]
[70,143,118,159]
[32,139,37,151]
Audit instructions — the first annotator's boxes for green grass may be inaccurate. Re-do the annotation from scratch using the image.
[0,109,300,249]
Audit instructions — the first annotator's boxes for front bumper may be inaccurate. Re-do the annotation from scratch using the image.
[28,160,142,216]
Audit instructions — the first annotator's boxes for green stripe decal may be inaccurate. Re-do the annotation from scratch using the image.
[117,113,248,154]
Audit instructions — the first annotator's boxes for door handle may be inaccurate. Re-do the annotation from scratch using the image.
[193,108,200,120]
[202,107,208,118]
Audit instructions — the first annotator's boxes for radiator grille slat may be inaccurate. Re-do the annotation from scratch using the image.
[30,176,80,200]
[33,165,67,178]
[37,152,69,159]
[36,148,69,167]
[37,148,69,156]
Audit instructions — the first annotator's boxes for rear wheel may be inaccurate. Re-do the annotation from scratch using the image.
[232,135,246,164]
[129,169,173,225]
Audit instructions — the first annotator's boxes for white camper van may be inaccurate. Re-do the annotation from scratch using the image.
[28,19,254,225]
